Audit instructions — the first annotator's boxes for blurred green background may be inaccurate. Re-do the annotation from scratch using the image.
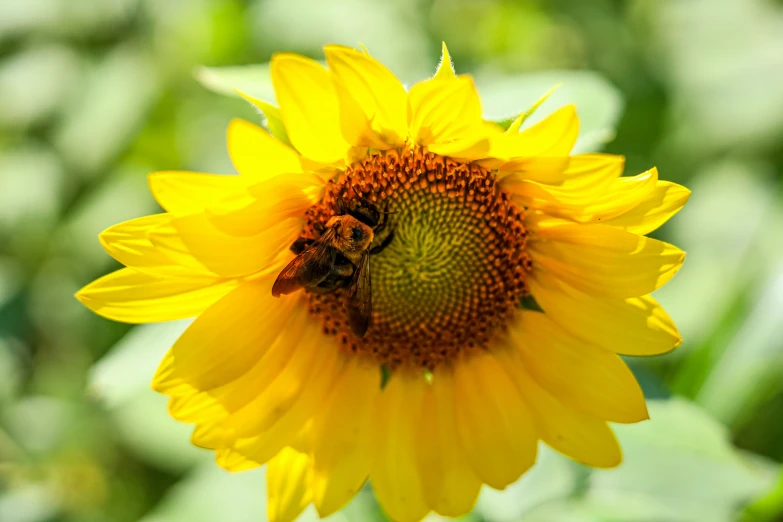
[2,0,783,521]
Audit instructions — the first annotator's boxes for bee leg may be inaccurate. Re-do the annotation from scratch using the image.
[373,203,391,234]
[290,237,315,254]
[370,228,395,255]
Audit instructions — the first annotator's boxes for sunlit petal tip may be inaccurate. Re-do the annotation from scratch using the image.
[226,118,304,182]
[226,117,252,152]
[675,249,687,268]
[149,377,167,394]
[323,43,358,54]
[434,41,456,80]
[544,103,579,130]
[587,429,623,469]
[598,180,691,235]
[557,104,579,129]
[227,116,246,132]
[73,289,90,307]
[150,355,175,393]
[270,51,307,65]
[218,449,260,473]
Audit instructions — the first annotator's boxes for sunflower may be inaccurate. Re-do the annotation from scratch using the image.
[77,44,689,522]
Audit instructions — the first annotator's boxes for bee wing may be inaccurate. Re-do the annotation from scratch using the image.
[272,233,337,297]
[345,250,372,337]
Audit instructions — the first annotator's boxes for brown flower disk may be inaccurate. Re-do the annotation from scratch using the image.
[304,149,531,369]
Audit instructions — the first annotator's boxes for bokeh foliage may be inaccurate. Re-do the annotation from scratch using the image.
[1,0,783,521]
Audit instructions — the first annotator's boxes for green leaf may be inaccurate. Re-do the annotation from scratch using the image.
[743,468,783,522]
[195,66,293,146]
[585,399,777,521]
[88,321,205,472]
[195,64,275,101]
[139,463,380,522]
[475,399,778,522]
[138,465,268,522]
[476,447,578,522]
[476,70,624,153]
[89,321,191,408]
[656,161,783,416]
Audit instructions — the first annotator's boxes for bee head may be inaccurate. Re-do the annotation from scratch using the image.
[326,215,374,252]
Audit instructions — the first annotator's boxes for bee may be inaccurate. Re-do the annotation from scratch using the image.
[271,197,394,338]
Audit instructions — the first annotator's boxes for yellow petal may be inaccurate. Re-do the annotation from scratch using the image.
[511,311,649,423]
[418,372,481,516]
[267,447,313,522]
[222,317,336,437]
[271,53,350,164]
[227,119,302,181]
[521,167,659,223]
[99,214,211,278]
[324,45,407,149]
[495,157,571,184]
[215,447,259,471]
[451,353,538,489]
[495,345,622,468]
[147,171,247,216]
[559,153,625,186]
[221,329,342,468]
[600,181,691,235]
[311,357,381,517]
[371,371,430,522]
[433,42,456,80]
[290,421,313,454]
[76,268,237,324]
[408,75,484,148]
[207,173,324,237]
[151,274,298,393]
[529,274,681,355]
[501,153,624,196]
[529,222,685,299]
[481,105,579,176]
[513,104,579,156]
[190,422,231,449]
[148,212,302,278]
[164,303,312,423]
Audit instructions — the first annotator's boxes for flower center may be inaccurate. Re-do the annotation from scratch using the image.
[303,149,530,369]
